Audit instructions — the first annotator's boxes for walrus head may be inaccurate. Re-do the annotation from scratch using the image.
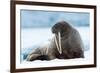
[52,21,72,37]
[51,21,72,54]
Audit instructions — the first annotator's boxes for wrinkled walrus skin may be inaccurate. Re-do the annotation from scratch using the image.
[26,21,84,61]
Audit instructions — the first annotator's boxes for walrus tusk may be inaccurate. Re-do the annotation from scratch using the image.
[54,35,60,54]
[58,32,62,54]
[46,47,48,55]
[54,32,62,54]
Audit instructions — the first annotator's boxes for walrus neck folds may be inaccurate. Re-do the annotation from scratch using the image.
[54,32,62,54]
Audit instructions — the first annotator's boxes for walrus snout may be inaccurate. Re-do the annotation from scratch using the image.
[52,27,60,35]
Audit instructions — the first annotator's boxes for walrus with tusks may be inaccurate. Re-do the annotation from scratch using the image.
[26,21,84,61]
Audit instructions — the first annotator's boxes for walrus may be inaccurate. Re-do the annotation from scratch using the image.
[26,21,84,61]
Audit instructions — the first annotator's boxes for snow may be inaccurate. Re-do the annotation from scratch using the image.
[21,27,90,62]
